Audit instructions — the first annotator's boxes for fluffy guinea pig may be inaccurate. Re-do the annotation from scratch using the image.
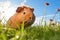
[7,6,35,29]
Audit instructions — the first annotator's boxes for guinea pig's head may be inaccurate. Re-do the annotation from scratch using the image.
[16,6,35,27]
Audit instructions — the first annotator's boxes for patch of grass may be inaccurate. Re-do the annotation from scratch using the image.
[0,20,60,40]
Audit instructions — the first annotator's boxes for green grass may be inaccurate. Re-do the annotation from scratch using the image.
[0,20,60,40]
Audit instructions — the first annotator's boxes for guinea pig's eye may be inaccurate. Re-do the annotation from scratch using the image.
[23,12,25,14]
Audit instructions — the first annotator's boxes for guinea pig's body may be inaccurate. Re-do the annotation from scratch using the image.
[7,6,35,29]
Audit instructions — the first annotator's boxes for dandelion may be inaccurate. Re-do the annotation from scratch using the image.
[50,19,53,21]
[45,2,49,6]
[42,2,50,26]
[53,8,60,20]
[49,19,53,26]
[52,23,55,26]
[57,8,60,12]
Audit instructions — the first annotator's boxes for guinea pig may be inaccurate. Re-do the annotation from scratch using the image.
[7,6,35,29]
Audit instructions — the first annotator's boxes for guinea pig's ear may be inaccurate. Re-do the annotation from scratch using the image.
[31,8,34,12]
[16,7,23,13]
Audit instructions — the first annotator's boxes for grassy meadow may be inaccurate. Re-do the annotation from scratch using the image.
[0,19,60,40]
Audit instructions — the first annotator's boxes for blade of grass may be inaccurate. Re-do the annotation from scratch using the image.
[1,33,7,40]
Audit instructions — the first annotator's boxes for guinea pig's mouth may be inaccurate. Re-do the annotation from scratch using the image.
[24,19,33,25]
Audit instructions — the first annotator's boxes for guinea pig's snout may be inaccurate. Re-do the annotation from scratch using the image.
[24,17,32,25]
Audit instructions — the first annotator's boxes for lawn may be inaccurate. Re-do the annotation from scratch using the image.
[0,21,60,40]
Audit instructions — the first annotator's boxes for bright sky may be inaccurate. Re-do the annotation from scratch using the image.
[0,0,60,25]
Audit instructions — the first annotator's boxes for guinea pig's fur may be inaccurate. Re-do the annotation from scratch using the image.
[7,6,35,29]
